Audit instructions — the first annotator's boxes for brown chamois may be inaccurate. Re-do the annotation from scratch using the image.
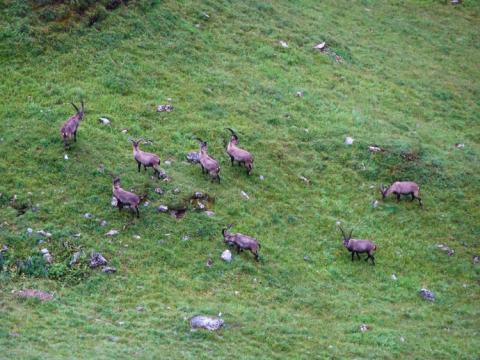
[222,224,260,261]
[380,181,422,206]
[112,177,141,218]
[196,138,221,183]
[226,128,254,175]
[60,101,85,148]
[129,138,161,178]
[338,226,376,265]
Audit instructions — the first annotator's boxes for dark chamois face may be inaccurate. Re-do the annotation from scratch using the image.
[113,178,121,189]
[380,184,388,199]
[338,226,353,245]
[230,135,239,144]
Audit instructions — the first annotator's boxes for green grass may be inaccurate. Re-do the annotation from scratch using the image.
[1,0,479,358]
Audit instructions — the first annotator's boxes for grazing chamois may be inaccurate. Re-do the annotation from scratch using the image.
[60,101,85,148]
[338,226,376,265]
[129,138,162,178]
[226,128,254,175]
[112,177,141,218]
[380,182,422,206]
[196,138,221,182]
[222,224,260,261]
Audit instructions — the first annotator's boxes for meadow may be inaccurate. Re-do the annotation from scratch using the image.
[0,0,479,358]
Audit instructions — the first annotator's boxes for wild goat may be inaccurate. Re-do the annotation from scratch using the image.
[196,138,221,182]
[60,101,85,148]
[222,225,260,261]
[380,181,422,206]
[339,226,376,265]
[226,128,254,175]
[112,177,141,218]
[129,138,162,178]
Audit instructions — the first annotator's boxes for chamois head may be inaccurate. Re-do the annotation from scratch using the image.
[71,100,85,118]
[222,224,233,237]
[338,225,353,246]
[128,137,147,149]
[227,128,239,144]
[112,177,121,189]
[195,137,208,151]
[380,184,388,199]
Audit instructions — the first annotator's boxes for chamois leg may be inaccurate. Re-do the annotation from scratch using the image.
[230,156,234,166]
[143,165,147,172]
[246,164,252,176]
[351,252,355,262]
[417,197,423,207]
[410,192,415,201]
[356,252,361,260]
[135,206,140,218]
[118,202,124,212]
[254,251,259,261]
[74,131,77,142]
[236,245,241,254]
[137,161,141,172]
[396,193,401,202]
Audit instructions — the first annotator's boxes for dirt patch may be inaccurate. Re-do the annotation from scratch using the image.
[16,289,54,301]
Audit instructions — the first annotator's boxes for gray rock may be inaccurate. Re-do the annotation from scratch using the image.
[98,117,111,125]
[102,266,117,273]
[473,255,480,264]
[204,211,215,217]
[136,306,145,312]
[0,245,8,253]
[345,136,354,145]
[143,201,150,207]
[190,315,224,331]
[164,160,172,166]
[43,253,53,264]
[360,324,370,332]
[221,249,232,263]
[37,230,52,238]
[419,288,435,302]
[40,248,49,255]
[157,104,173,112]
[69,251,81,267]
[157,205,169,213]
[155,188,164,194]
[186,152,200,163]
[105,229,119,237]
[111,197,118,207]
[240,191,249,200]
[90,252,108,268]
[27,228,33,235]
[84,213,94,219]
[172,188,180,194]
[194,191,204,199]
[100,220,108,227]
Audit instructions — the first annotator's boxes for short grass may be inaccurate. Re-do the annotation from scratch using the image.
[0,0,479,358]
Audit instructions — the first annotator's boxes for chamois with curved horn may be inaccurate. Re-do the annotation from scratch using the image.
[129,138,162,178]
[195,137,221,182]
[226,128,254,175]
[338,225,376,265]
[380,181,422,206]
[60,101,85,148]
[222,224,260,261]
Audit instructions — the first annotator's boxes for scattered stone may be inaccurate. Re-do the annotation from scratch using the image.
[221,249,232,262]
[190,315,224,331]
[105,229,119,237]
[107,336,120,343]
[295,91,304,97]
[170,208,187,219]
[259,175,265,181]
[17,289,54,301]
[371,200,379,208]
[206,258,213,268]
[204,211,215,217]
[27,228,33,235]
[345,136,354,145]
[182,235,190,241]
[172,188,180,194]
[314,42,327,51]
[102,266,117,273]
[90,252,108,268]
[158,170,168,180]
[1,245,8,253]
[186,151,200,163]
[400,336,405,343]
[419,288,435,302]
[136,306,145,312]
[451,0,461,4]
[9,332,21,337]
[84,213,94,219]
[360,324,370,332]
[194,191,204,199]
[368,145,384,152]
[100,220,108,227]
[97,164,105,173]
[69,251,81,267]
[391,274,398,281]
[299,176,310,184]
[40,249,53,264]
[31,205,40,213]
[157,104,173,112]
[111,197,118,207]
[37,230,52,238]
[157,205,169,213]
[98,117,111,125]
[133,235,141,240]
[121,129,128,134]
[279,40,288,48]
[303,255,311,262]
[143,201,150,207]
[473,255,480,264]
[240,191,250,200]
[437,244,455,256]
[155,188,164,195]
[164,160,172,166]
[64,154,69,160]
[74,233,81,238]
[455,143,465,149]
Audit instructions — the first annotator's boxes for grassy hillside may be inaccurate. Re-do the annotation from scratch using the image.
[1,0,479,358]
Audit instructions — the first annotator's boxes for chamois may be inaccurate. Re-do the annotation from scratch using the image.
[380,181,422,206]
[196,138,221,182]
[112,177,141,218]
[60,101,85,148]
[338,226,376,265]
[226,128,254,175]
[129,138,162,178]
[222,225,260,261]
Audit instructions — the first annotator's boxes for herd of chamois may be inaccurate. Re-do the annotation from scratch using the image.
[61,101,423,264]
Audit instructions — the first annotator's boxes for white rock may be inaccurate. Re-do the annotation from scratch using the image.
[360,324,369,332]
[259,175,265,181]
[314,42,326,50]
[43,253,53,264]
[37,230,52,238]
[84,213,94,219]
[279,40,288,48]
[182,235,190,241]
[164,160,171,166]
[455,143,465,149]
[133,235,141,240]
[391,274,398,281]
[190,315,224,331]
[121,129,128,134]
[27,228,33,235]
[295,91,304,97]
[111,197,118,207]
[221,249,232,262]
[105,229,119,237]
[240,191,250,200]
[345,137,354,145]
[64,154,69,160]
[372,200,379,208]
[40,248,49,255]
[204,211,215,217]
[98,117,111,125]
